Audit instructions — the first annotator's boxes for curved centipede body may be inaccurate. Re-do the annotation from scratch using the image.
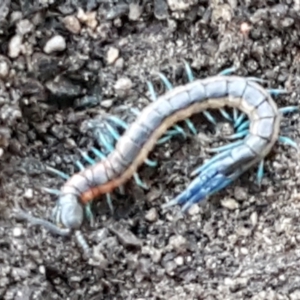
[16,67,298,256]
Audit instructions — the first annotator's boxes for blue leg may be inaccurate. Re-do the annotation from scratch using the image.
[191,149,233,177]
[279,106,299,114]
[133,173,148,189]
[227,129,249,140]
[256,160,264,186]
[267,89,288,96]
[278,136,298,149]
[219,109,233,122]
[42,187,61,196]
[218,67,236,76]
[207,140,244,153]
[236,120,250,132]
[234,113,246,128]
[46,166,70,180]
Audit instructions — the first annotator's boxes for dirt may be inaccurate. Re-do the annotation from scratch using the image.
[1,0,300,299]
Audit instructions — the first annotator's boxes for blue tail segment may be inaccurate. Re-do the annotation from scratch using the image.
[162,167,235,213]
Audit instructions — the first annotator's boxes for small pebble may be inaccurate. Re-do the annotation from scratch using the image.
[145,208,158,222]
[8,35,23,58]
[187,204,200,215]
[221,198,239,210]
[174,256,184,266]
[114,77,132,97]
[168,235,187,251]
[77,8,98,29]
[100,99,113,108]
[16,19,34,36]
[0,56,10,78]
[234,186,248,201]
[12,227,23,237]
[129,2,143,20]
[43,35,66,54]
[107,47,120,65]
[63,15,81,34]
[167,0,191,11]
[24,189,33,199]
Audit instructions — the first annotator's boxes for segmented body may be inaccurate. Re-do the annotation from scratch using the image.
[16,67,298,257]
[63,76,279,205]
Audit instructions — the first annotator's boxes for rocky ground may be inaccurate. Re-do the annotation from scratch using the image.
[1,0,300,299]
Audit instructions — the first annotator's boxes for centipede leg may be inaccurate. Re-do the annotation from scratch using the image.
[218,67,236,76]
[46,166,70,180]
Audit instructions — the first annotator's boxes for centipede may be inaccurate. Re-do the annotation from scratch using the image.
[16,63,298,256]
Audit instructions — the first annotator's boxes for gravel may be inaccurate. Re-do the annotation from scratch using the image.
[1,1,300,300]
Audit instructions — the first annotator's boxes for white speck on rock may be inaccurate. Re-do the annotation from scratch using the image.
[8,35,23,58]
[107,47,120,65]
[221,198,239,210]
[43,35,66,54]
[63,15,81,34]
[114,77,132,96]
[12,227,23,237]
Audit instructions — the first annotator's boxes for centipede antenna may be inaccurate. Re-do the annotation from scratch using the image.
[207,140,244,153]
[41,187,61,195]
[158,72,173,90]
[278,136,298,149]
[219,108,232,122]
[279,106,299,114]
[227,129,248,140]
[256,160,264,186]
[267,89,288,96]
[74,230,91,257]
[218,66,236,76]
[79,150,96,165]
[234,113,246,128]
[236,120,250,132]
[183,60,195,82]
[147,81,157,101]
[46,166,70,180]
[203,111,217,125]
[75,160,85,171]
[14,209,71,236]
[133,172,148,190]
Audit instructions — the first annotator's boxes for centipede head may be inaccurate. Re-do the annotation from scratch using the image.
[52,194,84,230]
